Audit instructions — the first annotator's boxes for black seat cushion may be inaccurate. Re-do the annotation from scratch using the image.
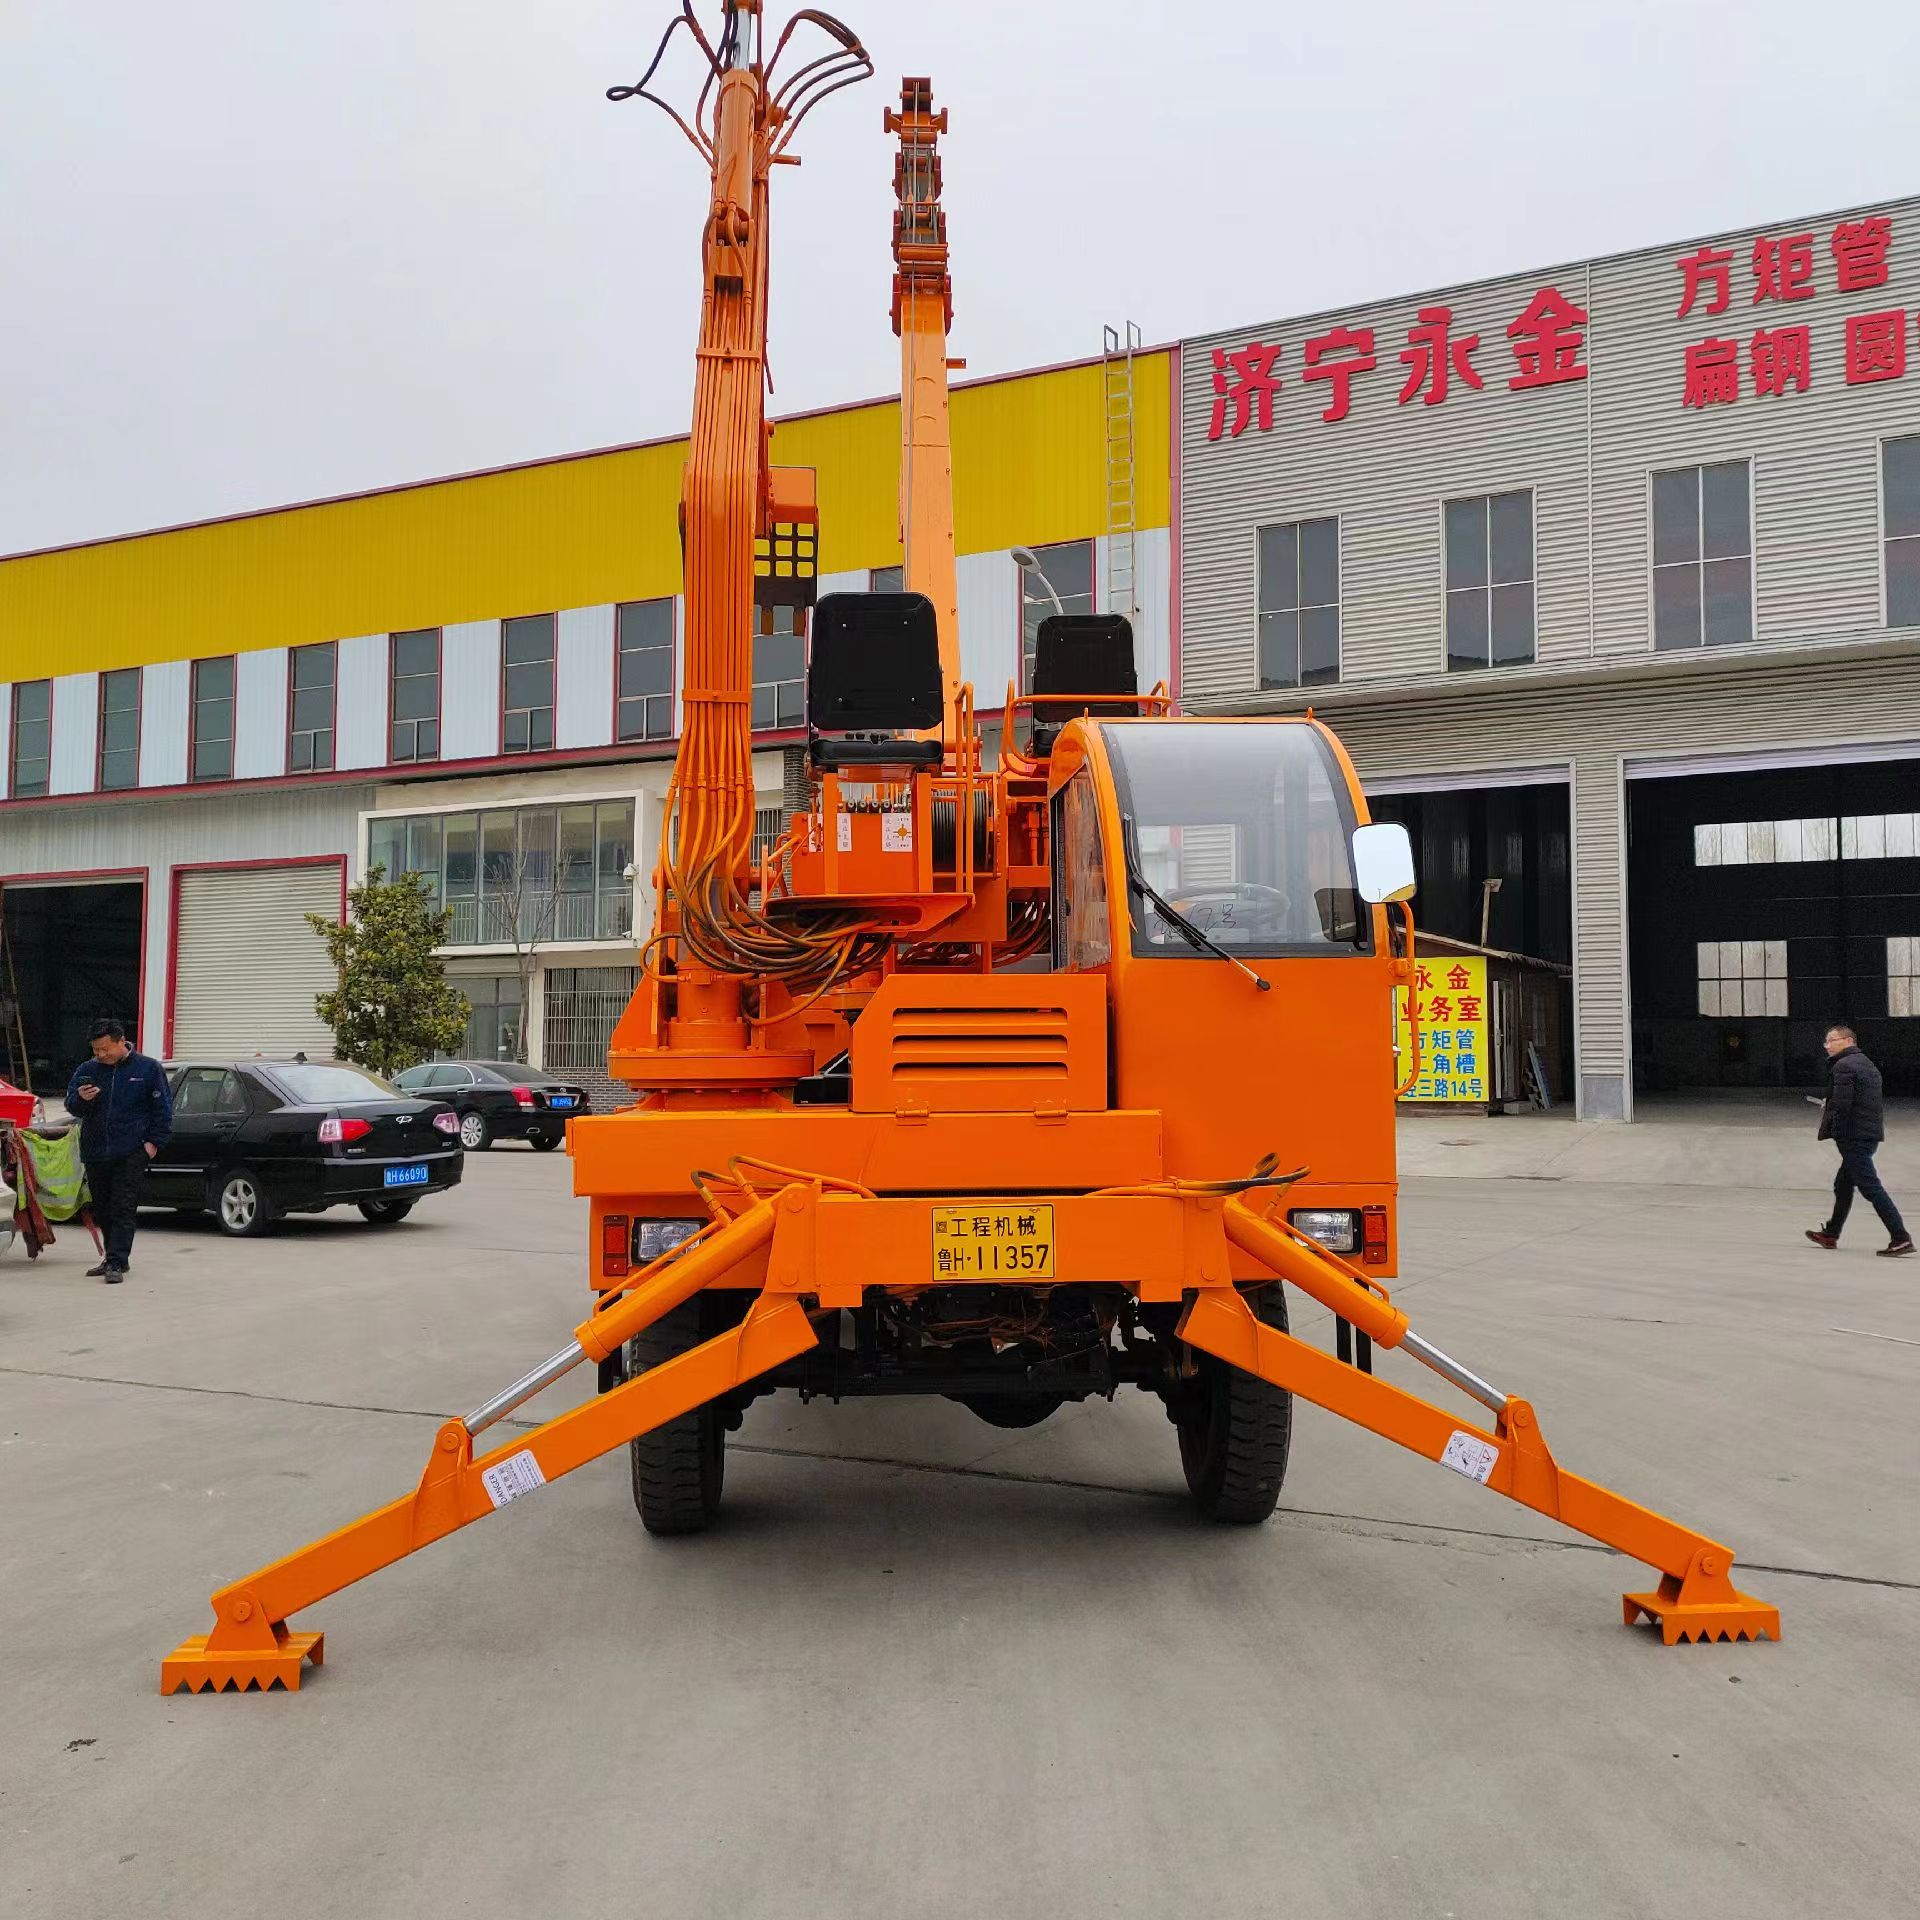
[808,592,944,742]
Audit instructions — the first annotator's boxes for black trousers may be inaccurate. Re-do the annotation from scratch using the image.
[85,1152,146,1269]
[1829,1142,1908,1243]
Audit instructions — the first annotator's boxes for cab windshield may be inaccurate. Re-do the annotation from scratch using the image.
[1102,722,1368,958]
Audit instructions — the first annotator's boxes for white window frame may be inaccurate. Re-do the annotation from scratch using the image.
[1440,487,1537,674]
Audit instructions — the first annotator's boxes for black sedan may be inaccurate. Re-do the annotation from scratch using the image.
[390,1061,590,1152]
[150,1058,464,1237]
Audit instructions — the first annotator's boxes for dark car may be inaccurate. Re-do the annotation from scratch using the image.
[391,1061,590,1152]
[150,1058,464,1237]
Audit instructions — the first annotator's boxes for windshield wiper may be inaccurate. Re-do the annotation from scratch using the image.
[1120,816,1270,993]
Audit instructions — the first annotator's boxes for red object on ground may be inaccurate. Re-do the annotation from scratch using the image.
[0,1080,36,1128]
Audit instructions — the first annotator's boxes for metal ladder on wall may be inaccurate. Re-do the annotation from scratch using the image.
[0,884,31,1090]
[1102,321,1142,628]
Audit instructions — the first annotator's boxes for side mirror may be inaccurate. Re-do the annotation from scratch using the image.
[1352,822,1416,905]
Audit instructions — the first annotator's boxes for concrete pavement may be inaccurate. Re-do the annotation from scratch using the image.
[2,1143,1916,1919]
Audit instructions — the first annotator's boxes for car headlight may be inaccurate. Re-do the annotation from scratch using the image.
[1288,1208,1360,1253]
[635,1217,706,1262]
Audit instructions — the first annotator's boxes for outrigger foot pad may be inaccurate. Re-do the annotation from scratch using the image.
[160,1627,324,1694]
[1622,1552,1780,1644]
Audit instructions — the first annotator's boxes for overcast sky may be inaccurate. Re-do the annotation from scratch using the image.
[4,1,1917,556]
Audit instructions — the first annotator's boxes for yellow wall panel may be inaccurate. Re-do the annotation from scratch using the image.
[0,352,1171,682]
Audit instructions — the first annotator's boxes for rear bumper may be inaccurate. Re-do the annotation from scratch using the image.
[497,1105,588,1140]
[275,1152,465,1209]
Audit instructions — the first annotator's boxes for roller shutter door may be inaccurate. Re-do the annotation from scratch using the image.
[172,864,341,1058]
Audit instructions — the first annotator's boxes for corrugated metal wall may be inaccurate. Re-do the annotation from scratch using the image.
[557,603,615,750]
[139,661,189,788]
[1,354,1171,681]
[1178,195,1920,1116]
[233,649,288,780]
[0,784,373,1053]
[440,621,500,760]
[49,672,96,794]
[335,634,387,770]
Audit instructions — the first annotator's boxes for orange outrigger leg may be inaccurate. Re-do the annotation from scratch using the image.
[162,1185,1775,1692]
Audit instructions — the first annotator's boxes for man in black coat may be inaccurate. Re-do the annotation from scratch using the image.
[1806,1026,1912,1257]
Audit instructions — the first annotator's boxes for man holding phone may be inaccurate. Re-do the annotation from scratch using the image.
[64,1019,173,1284]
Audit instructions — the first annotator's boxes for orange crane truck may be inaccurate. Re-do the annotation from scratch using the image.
[162,1,1777,1695]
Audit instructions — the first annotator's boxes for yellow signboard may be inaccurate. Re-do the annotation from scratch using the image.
[1396,955,1491,1103]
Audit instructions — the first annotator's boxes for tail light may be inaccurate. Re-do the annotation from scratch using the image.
[601,1213,631,1279]
[513,1085,537,1109]
[318,1116,372,1144]
[432,1110,460,1136]
[1361,1206,1390,1266]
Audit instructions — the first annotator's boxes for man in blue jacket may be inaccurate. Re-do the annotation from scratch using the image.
[64,1019,173,1284]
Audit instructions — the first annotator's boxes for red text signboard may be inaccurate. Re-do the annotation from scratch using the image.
[1202,210,1909,443]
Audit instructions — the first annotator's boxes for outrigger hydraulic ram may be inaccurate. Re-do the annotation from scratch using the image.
[162,1180,1777,1693]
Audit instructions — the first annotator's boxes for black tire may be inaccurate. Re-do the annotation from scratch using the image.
[458,1110,491,1152]
[628,1296,727,1536]
[530,1133,562,1154]
[1174,1285,1292,1524]
[359,1199,415,1224]
[952,1392,1067,1430]
[210,1167,275,1239]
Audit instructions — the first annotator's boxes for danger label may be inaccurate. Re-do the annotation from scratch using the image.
[481,1450,548,1509]
[1438,1431,1499,1485]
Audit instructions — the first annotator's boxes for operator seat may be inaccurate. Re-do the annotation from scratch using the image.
[806,590,946,771]
[1030,613,1136,754]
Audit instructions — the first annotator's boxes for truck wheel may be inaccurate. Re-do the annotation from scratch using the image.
[628,1297,726,1535]
[1174,1285,1292,1524]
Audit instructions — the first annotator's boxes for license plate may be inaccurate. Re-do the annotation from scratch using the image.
[930,1204,1055,1280]
[548,1095,574,1109]
[384,1163,430,1189]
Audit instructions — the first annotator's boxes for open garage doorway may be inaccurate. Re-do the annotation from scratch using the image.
[0,877,146,1094]
[1628,756,1920,1097]
[1366,777,1575,1102]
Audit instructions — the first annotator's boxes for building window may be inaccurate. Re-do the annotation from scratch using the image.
[502,614,556,753]
[1696,939,1786,1018]
[391,629,440,763]
[1694,817,1839,866]
[288,641,336,772]
[369,798,635,948]
[870,565,904,593]
[753,606,805,731]
[97,667,140,792]
[1445,491,1535,671]
[1256,518,1339,689]
[1020,539,1095,690]
[190,657,235,782]
[1653,461,1751,649]
[456,974,524,1060]
[1884,437,1920,628]
[544,964,641,1072]
[1841,813,1920,859]
[9,679,51,798]
[616,599,674,743]
[1889,938,1920,1018]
